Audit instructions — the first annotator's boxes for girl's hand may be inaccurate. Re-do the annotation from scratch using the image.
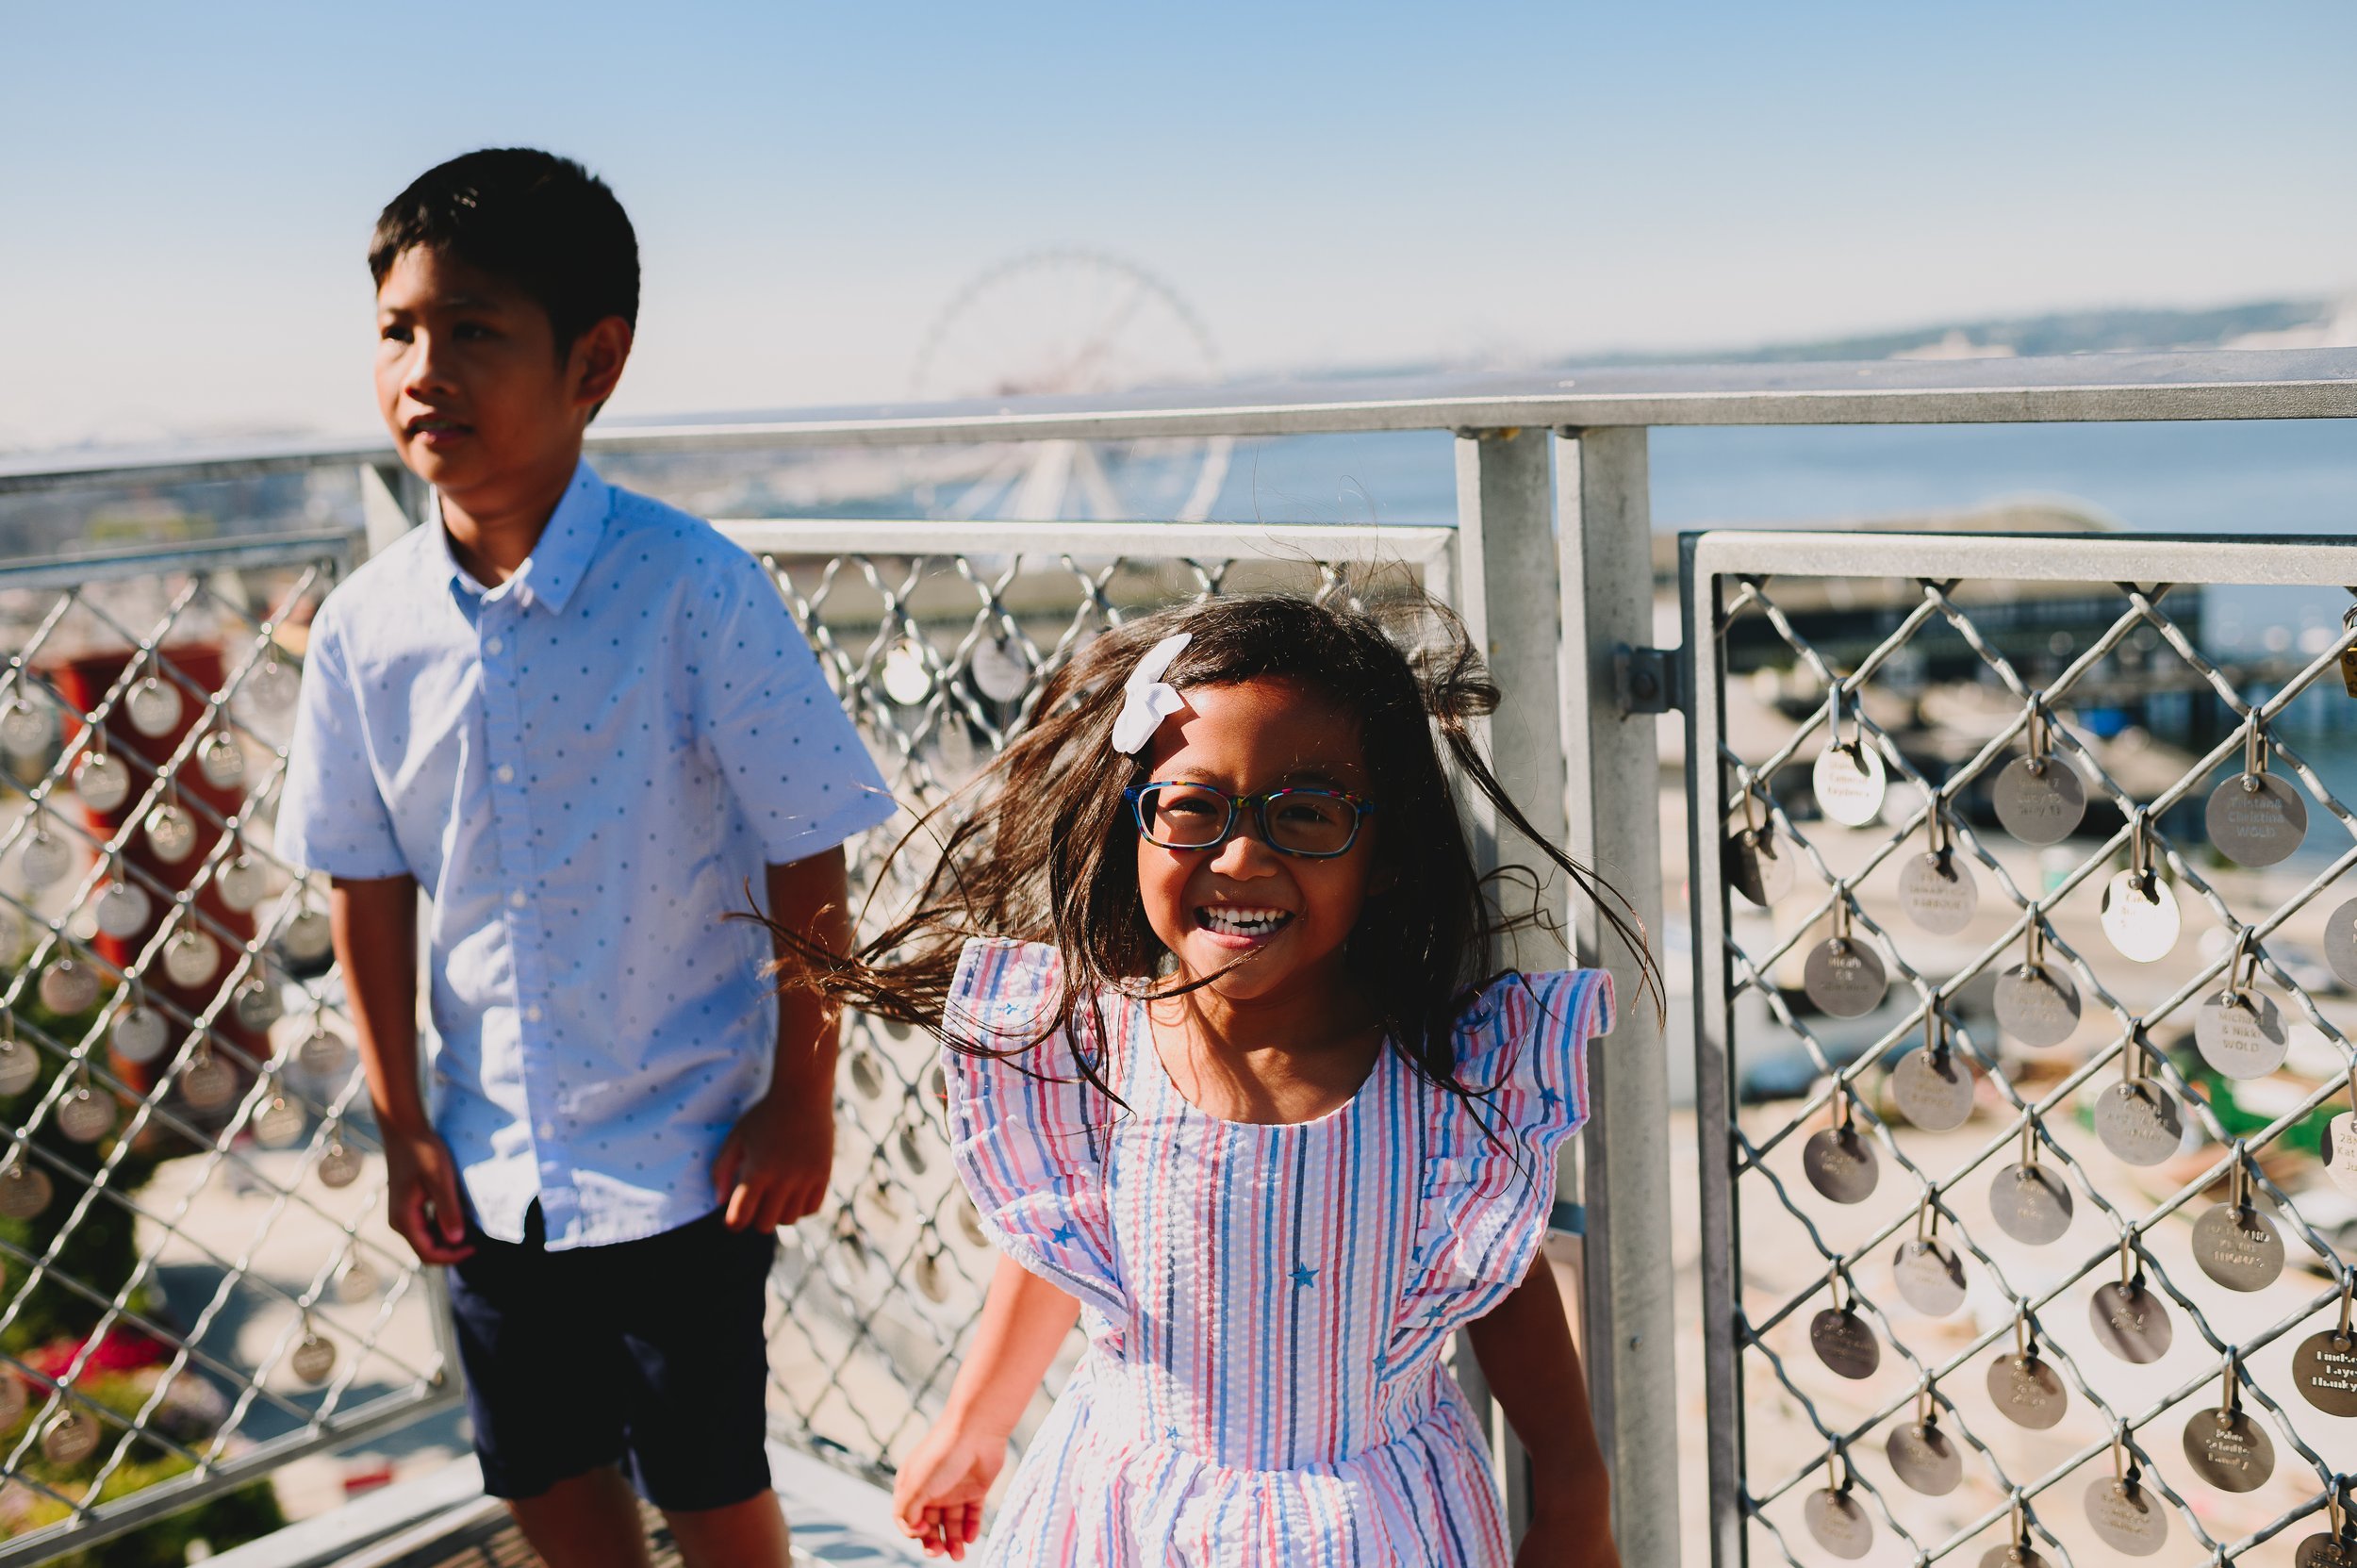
[893,1418,1005,1560]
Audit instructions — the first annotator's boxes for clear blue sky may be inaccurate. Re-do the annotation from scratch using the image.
[3,1,2351,447]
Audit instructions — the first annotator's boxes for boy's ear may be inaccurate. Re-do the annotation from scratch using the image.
[569,316,635,416]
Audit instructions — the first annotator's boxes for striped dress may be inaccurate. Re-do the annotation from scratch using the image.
[942,937,1615,1567]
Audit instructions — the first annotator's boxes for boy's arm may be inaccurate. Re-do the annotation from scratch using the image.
[1467,1251,1620,1568]
[330,874,472,1264]
[714,848,852,1232]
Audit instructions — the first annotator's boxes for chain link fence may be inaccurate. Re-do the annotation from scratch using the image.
[1688,532,2357,1568]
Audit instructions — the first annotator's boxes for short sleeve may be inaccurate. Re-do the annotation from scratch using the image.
[274,607,409,880]
[692,549,896,865]
[940,939,1128,1329]
[1390,968,1614,1362]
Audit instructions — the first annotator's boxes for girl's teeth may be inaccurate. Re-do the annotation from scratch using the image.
[1202,909,1290,935]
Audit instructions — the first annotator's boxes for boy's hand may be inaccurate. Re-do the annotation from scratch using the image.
[713,1090,834,1231]
[381,1123,473,1264]
[892,1418,1004,1560]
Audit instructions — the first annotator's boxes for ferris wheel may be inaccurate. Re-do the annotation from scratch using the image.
[909,250,1232,522]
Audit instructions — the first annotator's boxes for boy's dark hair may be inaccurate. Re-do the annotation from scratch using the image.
[768,588,1661,1131]
[370,148,638,356]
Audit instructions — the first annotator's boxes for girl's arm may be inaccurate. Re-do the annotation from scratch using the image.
[894,1256,1081,1560]
[1466,1250,1622,1568]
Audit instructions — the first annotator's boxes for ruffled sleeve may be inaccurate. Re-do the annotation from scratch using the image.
[941,938,1129,1329]
[1388,968,1615,1368]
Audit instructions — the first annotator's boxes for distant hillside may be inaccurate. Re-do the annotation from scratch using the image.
[1607,298,2349,365]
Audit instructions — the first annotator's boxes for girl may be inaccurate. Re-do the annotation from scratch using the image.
[784,592,1657,1566]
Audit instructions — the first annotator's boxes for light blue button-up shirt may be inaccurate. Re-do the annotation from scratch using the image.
[278,462,894,1249]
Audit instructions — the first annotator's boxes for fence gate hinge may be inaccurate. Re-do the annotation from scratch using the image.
[1613,643,1684,715]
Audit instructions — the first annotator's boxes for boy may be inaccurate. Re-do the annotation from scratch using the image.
[278,148,894,1568]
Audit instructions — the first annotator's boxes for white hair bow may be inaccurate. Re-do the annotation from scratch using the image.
[1110,632,1193,755]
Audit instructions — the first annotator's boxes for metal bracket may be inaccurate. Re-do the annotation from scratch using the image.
[1613,643,1684,715]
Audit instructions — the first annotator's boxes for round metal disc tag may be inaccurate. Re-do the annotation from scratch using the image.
[2299,1534,2357,1568]
[1803,1125,1879,1205]
[163,929,220,988]
[2088,1280,2174,1364]
[1979,1546,2052,1568]
[58,1088,114,1145]
[1891,1237,1968,1316]
[1804,1489,1872,1560]
[336,1260,380,1302]
[111,1004,170,1065]
[2084,1477,2168,1558]
[1804,939,1887,1017]
[1899,852,1978,934]
[40,958,100,1015]
[1810,1307,1880,1380]
[2101,871,2181,962]
[254,1096,305,1148]
[73,752,129,813]
[21,831,73,888]
[1994,756,2085,845]
[2195,989,2288,1080]
[232,979,282,1032]
[2293,1329,2357,1415]
[970,638,1030,702]
[1813,744,1887,827]
[1988,1163,2073,1245]
[954,1197,990,1249]
[0,1038,40,1097]
[290,1333,336,1385]
[848,1048,885,1099]
[93,882,153,939]
[0,701,49,757]
[125,675,183,737]
[1986,1351,2067,1428]
[144,802,195,864]
[217,855,267,913]
[2208,772,2308,867]
[1886,1420,1961,1495]
[297,1029,351,1076]
[281,909,333,965]
[1727,823,1794,908]
[317,1140,362,1189]
[0,1164,53,1220]
[1994,963,2081,1048]
[2325,1112,2357,1196]
[41,1409,99,1465]
[2182,1407,2274,1493]
[2192,1202,2284,1292]
[245,658,300,712]
[2093,1079,2184,1166]
[1892,1048,1975,1131]
[197,732,246,790]
[2328,898,2357,990]
[181,1056,235,1111]
[915,1248,952,1303]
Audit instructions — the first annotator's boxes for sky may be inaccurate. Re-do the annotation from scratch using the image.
[2,1,2352,449]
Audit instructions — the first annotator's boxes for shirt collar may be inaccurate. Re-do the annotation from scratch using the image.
[432,461,613,615]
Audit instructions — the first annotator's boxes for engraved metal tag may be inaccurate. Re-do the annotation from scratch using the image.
[2101,871,2180,962]
[110,1004,170,1065]
[2299,1534,2357,1568]
[181,1056,235,1111]
[0,1165,53,1220]
[2327,1113,2357,1196]
[1994,963,2080,1048]
[2195,989,2288,1080]
[162,929,220,988]
[254,1096,305,1148]
[0,1038,40,1097]
[73,752,129,813]
[970,637,1030,702]
[2208,772,2308,867]
[1803,939,1887,1017]
[2093,1079,2183,1167]
[1988,1163,2073,1245]
[125,675,183,737]
[1993,755,2085,845]
[1804,1489,1873,1560]
[2294,1330,2357,1416]
[281,909,333,964]
[848,1048,885,1099]
[232,979,282,1032]
[1727,824,1795,908]
[58,1088,114,1145]
[1810,1307,1880,1380]
[2329,898,2357,990]
[2083,1477,2168,1558]
[40,957,99,1015]
[245,657,300,712]
[1899,852,1978,934]
[218,854,268,913]
[297,1028,352,1076]
[1813,743,1887,827]
[2182,1407,2274,1493]
[20,831,73,888]
[1891,1048,1974,1132]
[41,1409,98,1465]
[317,1140,362,1190]
[143,802,195,864]
[1891,1237,1968,1316]
[197,731,246,790]
[1885,1419,1961,1495]
[2088,1280,2173,1364]
[93,882,153,939]
[1978,1546,2052,1568]
[1986,1351,2067,1428]
[290,1333,336,1384]
[2192,1202,2284,1292]
[336,1260,380,1302]
[0,701,48,757]
[1803,1126,1879,1205]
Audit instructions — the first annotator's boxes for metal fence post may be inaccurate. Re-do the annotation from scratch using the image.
[357,460,429,558]
[1557,426,1678,1568]
[1452,426,1569,1535]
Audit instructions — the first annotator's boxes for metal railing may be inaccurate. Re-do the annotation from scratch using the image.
[1,346,2354,1562]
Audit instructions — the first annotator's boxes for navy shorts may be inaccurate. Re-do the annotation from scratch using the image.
[446,1203,777,1510]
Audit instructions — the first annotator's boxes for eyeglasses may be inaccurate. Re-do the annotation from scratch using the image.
[1123,782,1375,859]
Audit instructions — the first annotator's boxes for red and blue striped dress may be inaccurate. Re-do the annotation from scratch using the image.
[942,937,1615,1566]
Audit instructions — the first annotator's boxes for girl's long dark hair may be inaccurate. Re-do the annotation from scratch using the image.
[773,588,1662,1111]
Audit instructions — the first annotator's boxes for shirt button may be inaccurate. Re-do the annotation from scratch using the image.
[525,1004,544,1023]
[496,764,515,784]
[509,890,527,909]
[486,636,505,655]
